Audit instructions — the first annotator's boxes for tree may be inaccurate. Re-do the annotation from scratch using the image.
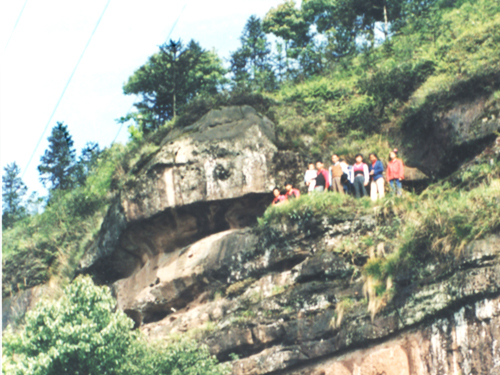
[123,39,227,133]
[230,15,276,91]
[75,142,101,186]
[38,122,76,190]
[2,276,135,375]
[2,276,231,375]
[2,162,27,228]
[263,0,311,77]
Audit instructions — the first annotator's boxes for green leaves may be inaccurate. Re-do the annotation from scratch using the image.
[3,276,230,375]
[3,276,134,375]
[123,39,227,133]
[2,162,28,229]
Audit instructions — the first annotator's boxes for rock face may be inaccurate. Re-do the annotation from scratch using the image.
[79,105,303,324]
[78,106,500,374]
[404,93,500,177]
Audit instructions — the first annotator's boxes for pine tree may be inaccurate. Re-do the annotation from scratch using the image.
[2,162,28,228]
[75,142,101,186]
[230,15,276,91]
[38,122,76,190]
[123,39,227,132]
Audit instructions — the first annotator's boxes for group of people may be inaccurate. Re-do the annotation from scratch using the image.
[272,149,405,205]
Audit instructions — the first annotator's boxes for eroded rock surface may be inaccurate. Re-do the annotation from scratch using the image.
[77,106,500,374]
[79,105,302,325]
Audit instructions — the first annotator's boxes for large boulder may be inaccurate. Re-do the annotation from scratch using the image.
[78,106,302,321]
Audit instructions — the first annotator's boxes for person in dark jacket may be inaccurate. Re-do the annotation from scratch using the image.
[314,161,330,192]
[369,153,385,201]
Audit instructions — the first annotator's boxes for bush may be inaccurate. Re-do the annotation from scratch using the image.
[2,276,231,375]
[2,276,134,375]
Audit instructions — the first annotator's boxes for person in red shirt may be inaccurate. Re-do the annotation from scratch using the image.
[285,182,301,200]
[314,161,330,192]
[386,149,404,196]
[272,188,287,205]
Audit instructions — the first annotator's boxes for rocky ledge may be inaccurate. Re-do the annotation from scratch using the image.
[78,106,303,324]
[74,106,499,375]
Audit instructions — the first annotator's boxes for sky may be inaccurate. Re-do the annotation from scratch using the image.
[0,0,289,196]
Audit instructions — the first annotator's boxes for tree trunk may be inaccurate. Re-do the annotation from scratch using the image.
[383,3,388,39]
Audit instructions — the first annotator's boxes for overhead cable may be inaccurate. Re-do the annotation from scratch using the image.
[22,0,112,178]
[3,0,29,52]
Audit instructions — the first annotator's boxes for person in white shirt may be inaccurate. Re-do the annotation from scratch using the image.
[304,163,317,192]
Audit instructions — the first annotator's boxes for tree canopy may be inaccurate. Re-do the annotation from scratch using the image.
[123,39,227,133]
[2,276,230,375]
[38,122,76,191]
[2,162,27,228]
[230,15,276,91]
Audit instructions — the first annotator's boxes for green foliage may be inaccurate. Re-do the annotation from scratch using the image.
[230,15,276,91]
[269,0,500,158]
[123,39,227,132]
[119,336,230,375]
[258,192,368,228]
[2,162,28,229]
[38,122,77,191]
[363,178,500,295]
[2,276,134,375]
[2,145,126,298]
[2,276,230,375]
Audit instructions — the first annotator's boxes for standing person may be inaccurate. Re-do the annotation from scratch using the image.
[369,153,385,201]
[352,154,369,198]
[329,154,344,194]
[285,182,301,200]
[339,158,353,195]
[386,149,404,196]
[304,163,317,192]
[314,161,329,192]
[272,188,286,205]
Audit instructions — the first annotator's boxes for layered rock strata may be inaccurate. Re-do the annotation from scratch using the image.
[78,106,303,324]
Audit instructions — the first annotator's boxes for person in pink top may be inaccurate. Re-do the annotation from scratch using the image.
[285,182,301,200]
[386,149,404,196]
[272,188,286,205]
[352,154,369,198]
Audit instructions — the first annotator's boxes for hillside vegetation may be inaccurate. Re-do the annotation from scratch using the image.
[3,0,499,299]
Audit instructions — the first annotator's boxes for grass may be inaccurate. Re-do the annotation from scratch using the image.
[257,149,500,318]
[2,145,128,298]
[258,192,371,228]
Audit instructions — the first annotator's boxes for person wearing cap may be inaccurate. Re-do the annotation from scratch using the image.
[285,182,301,200]
[314,161,330,192]
[386,149,404,196]
[329,154,344,194]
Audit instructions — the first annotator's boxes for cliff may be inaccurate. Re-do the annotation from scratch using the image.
[79,106,499,374]
[3,104,499,374]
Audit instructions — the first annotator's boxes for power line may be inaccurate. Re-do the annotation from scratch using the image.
[3,0,29,53]
[165,3,187,43]
[22,0,112,178]
[111,2,188,145]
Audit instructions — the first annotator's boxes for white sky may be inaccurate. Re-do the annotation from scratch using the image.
[0,0,288,195]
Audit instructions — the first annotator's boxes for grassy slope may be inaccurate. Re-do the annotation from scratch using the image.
[2,0,499,300]
[270,0,500,162]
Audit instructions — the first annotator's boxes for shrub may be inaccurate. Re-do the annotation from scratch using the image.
[2,276,134,375]
[2,276,231,375]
